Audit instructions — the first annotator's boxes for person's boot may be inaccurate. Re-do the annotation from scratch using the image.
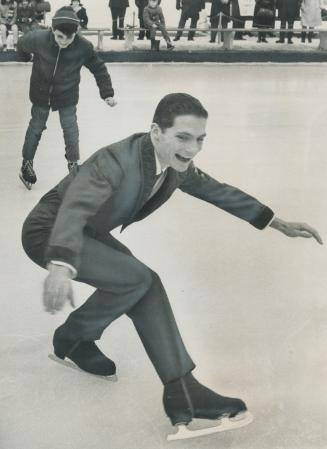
[154,39,160,51]
[209,30,217,43]
[301,31,306,43]
[53,326,116,377]
[150,38,156,50]
[163,372,247,426]
[308,31,313,43]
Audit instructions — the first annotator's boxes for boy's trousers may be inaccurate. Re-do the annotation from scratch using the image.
[149,24,171,42]
[22,206,195,384]
[22,104,80,162]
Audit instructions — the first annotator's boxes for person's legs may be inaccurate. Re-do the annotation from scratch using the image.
[188,15,198,40]
[22,104,50,161]
[210,17,219,42]
[12,24,18,47]
[138,9,145,39]
[287,19,294,42]
[58,105,79,164]
[0,24,8,49]
[174,11,188,40]
[117,7,126,39]
[277,18,286,42]
[110,7,119,39]
[54,231,195,383]
[157,24,172,46]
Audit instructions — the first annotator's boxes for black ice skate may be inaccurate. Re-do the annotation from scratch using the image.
[163,373,253,440]
[50,329,117,381]
[19,159,37,190]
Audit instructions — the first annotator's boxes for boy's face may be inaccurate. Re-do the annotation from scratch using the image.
[71,1,79,7]
[22,0,29,6]
[52,29,76,48]
[149,0,158,7]
[152,115,207,172]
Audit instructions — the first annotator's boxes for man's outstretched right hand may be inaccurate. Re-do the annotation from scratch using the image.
[43,264,75,314]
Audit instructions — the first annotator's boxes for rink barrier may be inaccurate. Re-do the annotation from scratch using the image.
[5,26,327,52]
[118,26,327,51]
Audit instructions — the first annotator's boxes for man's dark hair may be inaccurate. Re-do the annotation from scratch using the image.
[153,93,208,130]
[53,22,78,37]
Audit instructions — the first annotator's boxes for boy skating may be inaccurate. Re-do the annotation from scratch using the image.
[18,6,116,190]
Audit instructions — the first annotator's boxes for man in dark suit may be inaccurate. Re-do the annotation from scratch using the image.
[22,93,322,437]
[109,0,129,40]
[276,0,301,43]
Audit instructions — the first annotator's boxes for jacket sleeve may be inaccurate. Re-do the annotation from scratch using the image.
[84,45,114,99]
[17,30,36,61]
[45,151,123,272]
[159,7,166,25]
[179,163,274,229]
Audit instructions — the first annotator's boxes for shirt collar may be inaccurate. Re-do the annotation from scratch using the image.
[154,148,168,175]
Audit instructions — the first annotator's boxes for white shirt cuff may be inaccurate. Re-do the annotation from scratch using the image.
[48,260,77,278]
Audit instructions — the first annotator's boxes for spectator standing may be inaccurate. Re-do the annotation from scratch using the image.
[173,0,205,41]
[30,0,50,24]
[300,0,322,41]
[232,0,246,40]
[17,0,36,34]
[71,0,88,29]
[135,0,150,40]
[109,0,129,40]
[0,0,18,51]
[276,0,301,43]
[253,0,276,42]
[143,0,174,50]
[209,0,231,43]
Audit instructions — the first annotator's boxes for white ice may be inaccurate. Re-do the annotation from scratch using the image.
[0,63,327,449]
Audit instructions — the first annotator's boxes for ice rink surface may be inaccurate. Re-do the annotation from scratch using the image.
[1,63,327,449]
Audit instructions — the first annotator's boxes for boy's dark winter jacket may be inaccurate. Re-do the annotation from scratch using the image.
[17,29,114,110]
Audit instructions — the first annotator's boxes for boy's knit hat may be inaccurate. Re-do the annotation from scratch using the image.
[52,7,80,26]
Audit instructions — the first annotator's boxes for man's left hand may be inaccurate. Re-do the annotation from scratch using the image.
[104,97,117,107]
[269,217,323,245]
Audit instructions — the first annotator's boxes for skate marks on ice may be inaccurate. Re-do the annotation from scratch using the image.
[48,353,118,382]
[167,411,253,441]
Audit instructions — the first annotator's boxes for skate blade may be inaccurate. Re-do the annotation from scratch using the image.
[48,354,118,382]
[167,411,253,441]
[19,172,32,190]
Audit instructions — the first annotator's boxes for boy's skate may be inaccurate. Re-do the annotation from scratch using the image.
[163,373,253,441]
[19,159,37,190]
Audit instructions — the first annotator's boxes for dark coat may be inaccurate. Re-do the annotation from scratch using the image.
[75,6,88,28]
[22,133,274,272]
[276,0,300,19]
[210,0,232,20]
[109,0,129,8]
[253,0,276,26]
[16,3,35,25]
[17,29,114,110]
[177,0,205,16]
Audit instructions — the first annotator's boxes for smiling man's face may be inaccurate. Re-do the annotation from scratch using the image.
[152,115,207,172]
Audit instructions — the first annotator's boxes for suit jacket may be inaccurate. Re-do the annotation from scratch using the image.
[26,133,273,272]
